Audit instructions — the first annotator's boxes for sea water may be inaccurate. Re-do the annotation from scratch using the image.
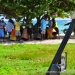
[56,20,71,34]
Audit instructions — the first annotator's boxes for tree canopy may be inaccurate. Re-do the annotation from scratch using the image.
[0,0,75,20]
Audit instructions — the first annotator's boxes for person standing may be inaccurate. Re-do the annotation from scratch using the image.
[14,20,21,41]
[40,17,47,40]
[6,18,14,39]
[45,17,52,39]
[0,20,5,42]
[27,23,34,41]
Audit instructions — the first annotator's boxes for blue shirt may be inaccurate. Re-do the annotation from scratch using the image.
[40,19,46,30]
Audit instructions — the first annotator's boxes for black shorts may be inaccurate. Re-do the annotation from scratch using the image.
[55,28,59,34]
[52,32,57,36]
[27,28,33,35]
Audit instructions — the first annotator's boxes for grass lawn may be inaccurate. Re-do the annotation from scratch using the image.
[0,44,75,75]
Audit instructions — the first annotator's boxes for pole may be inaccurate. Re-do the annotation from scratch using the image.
[46,19,75,75]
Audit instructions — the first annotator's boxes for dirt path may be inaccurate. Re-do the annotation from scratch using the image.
[1,34,75,45]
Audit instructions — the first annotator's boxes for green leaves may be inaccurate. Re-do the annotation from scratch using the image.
[0,0,75,19]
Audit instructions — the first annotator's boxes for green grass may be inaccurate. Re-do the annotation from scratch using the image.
[0,44,75,75]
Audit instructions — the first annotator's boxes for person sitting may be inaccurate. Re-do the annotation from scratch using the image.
[51,18,60,39]
[47,25,57,39]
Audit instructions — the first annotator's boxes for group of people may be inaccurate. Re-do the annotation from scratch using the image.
[0,18,21,42]
[40,17,60,40]
[0,16,60,42]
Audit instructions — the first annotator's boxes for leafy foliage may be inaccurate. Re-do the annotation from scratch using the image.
[0,0,75,19]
